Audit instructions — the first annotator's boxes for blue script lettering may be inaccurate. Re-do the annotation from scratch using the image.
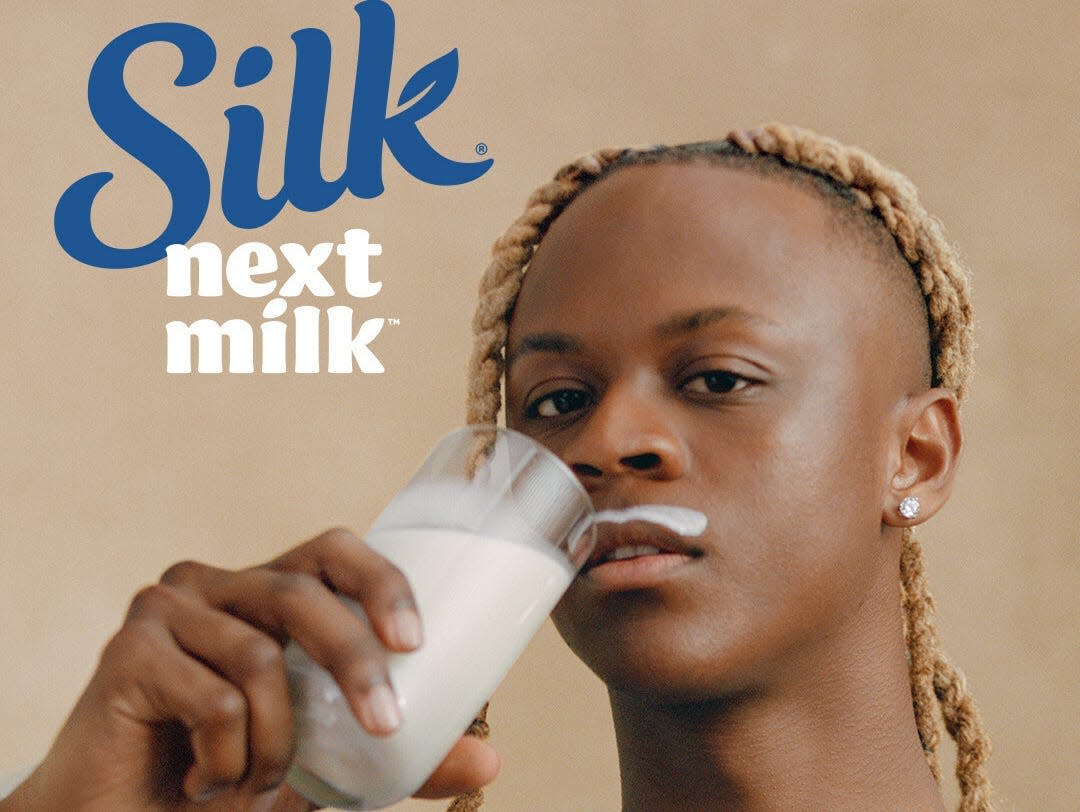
[54,23,214,270]
[55,0,493,270]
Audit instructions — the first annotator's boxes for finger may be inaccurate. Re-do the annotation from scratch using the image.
[271,527,424,654]
[412,736,502,799]
[163,560,402,736]
[113,587,250,799]
[157,587,295,794]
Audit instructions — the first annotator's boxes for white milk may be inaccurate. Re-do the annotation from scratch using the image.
[286,526,574,809]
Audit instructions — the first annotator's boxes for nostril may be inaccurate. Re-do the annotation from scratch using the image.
[621,452,661,471]
[572,462,604,478]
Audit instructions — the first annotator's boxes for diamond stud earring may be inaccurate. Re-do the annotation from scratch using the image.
[898,495,921,520]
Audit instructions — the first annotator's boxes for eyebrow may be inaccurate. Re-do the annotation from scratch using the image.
[505,333,582,367]
[506,306,777,367]
[653,306,778,339]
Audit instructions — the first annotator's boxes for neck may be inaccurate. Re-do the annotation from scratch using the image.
[608,576,944,811]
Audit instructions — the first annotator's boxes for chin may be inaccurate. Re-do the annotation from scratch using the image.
[552,597,756,703]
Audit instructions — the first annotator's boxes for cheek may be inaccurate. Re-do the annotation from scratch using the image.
[700,392,888,608]
[735,378,886,528]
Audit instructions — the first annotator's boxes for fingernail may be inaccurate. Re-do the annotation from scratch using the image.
[391,607,423,650]
[360,683,403,734]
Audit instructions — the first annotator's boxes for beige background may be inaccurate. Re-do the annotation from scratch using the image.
[1,2,1077,810]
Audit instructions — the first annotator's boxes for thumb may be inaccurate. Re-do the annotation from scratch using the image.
[413,736,502,800]
[263,782,319,812]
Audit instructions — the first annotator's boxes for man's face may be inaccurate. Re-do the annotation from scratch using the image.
[505,163,926,699]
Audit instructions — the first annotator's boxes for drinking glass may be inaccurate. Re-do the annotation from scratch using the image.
[284,425,595,809]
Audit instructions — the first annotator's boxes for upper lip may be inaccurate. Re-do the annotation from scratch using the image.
[583,520,701,571]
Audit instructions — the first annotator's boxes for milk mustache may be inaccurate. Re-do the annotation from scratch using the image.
[286,525,573,807]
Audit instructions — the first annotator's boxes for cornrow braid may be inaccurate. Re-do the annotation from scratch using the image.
[456,123,991,811]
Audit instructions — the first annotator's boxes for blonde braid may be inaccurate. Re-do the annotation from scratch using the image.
[466,149,625,427]
[900,527,944,781]
[456,124,991,811]
[901,527,993,811]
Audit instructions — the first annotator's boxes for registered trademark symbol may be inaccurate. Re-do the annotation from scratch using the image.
[475,142,488,156]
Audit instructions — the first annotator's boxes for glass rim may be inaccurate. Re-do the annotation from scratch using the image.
[449,423,594,516]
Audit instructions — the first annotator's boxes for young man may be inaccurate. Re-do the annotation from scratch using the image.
[3,125,991,811]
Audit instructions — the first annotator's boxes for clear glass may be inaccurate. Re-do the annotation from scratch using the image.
[284,426,595,809]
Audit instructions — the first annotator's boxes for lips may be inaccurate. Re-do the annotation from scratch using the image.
[583,520,701,572]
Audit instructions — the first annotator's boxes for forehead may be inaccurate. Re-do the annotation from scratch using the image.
[509,162,886,346]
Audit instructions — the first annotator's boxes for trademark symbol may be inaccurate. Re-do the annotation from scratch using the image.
[387,318,401,326]
[475,142,488,156]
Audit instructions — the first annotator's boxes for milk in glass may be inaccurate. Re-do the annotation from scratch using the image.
[285,526,574,808]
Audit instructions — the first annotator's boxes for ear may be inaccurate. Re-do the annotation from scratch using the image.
[883,388,963,527]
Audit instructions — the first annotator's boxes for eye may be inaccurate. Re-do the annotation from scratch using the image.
[526,388,592,418]
[681,370,750,395]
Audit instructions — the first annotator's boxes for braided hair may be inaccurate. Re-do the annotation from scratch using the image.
[453,123,992,812]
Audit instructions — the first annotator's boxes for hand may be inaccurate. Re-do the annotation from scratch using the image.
[6,528,500,810]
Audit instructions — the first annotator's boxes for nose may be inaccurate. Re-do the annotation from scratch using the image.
[563,379,688,486]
